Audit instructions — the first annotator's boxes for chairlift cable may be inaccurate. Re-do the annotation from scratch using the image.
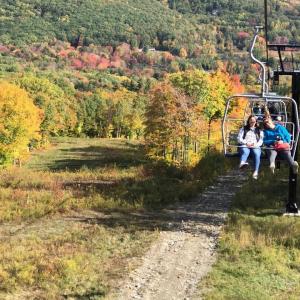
[264,0,269,65]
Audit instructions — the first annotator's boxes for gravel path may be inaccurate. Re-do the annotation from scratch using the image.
[114,169,247,300]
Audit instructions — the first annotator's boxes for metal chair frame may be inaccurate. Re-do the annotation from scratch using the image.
[222,94,299,159]
[222,26,300,160]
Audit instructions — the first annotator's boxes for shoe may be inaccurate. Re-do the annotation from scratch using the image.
[292,161,299,174]
[252,171,258,180]
[270,162,275,174]
[239,161,249,169]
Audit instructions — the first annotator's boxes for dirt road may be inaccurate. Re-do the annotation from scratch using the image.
[114,169,247,300]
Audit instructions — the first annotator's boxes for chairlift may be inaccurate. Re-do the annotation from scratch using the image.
[222,26,300,159]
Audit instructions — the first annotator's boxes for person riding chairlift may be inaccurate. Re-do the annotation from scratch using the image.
[263,116,298,174]
[237,115,264,180]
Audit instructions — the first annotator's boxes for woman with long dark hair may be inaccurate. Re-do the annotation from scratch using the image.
[237,115,264,179]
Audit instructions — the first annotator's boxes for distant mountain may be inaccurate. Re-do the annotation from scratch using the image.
[1,0,299,52]
[159,0,300,43]
[0,0,299,73]
[0,0,201,53]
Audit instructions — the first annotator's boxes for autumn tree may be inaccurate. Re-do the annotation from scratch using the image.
[0,82,42,164]
[144,82,194,163]
[169,70,211,151]
[77,93,107,137]
[17,75,77,137]
[170,69,238,152]
[98,88,145,138]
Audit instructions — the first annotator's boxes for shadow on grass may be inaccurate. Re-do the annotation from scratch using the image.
[47,145,146,171]
[60,151,233,210]
[27,139,236,235]
[63,289,105,299]
[230,167,300,216]
[61,152,235,236]
[66,205,225,238]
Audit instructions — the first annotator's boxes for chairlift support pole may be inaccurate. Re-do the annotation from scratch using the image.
[264,0,269,65]
[288,74,300,213]
[265,0,300,213]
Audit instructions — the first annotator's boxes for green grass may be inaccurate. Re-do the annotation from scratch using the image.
[0,137,232,299]
[0,137,232,224]
[24,137,232,214]
[201,165,300,299]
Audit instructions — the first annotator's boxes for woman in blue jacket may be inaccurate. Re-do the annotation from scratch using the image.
[263,117,298,174]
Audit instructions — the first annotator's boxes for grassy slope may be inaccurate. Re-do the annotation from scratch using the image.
[0,137,231,299]
[201,165,300,299]
[0,138,158,299]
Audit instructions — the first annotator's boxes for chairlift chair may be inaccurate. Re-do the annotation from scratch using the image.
[222,26,300,159]
[222,94,299,158]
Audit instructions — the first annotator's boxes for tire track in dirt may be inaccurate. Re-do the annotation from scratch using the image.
[114,169,247,300]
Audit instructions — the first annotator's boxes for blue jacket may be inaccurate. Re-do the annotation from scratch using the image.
[263,124,291,146]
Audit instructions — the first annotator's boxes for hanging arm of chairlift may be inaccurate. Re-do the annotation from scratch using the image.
[222,23,300,159]
[250,26,268,96]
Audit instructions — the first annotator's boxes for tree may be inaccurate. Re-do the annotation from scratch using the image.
[0,82,42,164]
[145,82,193,163]
[97,88,139,138]
[179,47,188,58]
[77,93,106,137]
[169,69,237,152]
[17,75,77,137]
[204,70,234,151]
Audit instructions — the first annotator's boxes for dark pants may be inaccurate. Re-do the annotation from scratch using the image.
[266,149,295,167]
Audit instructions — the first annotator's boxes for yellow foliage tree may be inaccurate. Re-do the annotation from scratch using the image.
[97,88,144,138]
[0,82,42,164]
[18,75,77,136]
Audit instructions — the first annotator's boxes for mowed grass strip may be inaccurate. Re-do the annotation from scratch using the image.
[0,137,233,223]
[201,166,300,299]
[0,137,232,299]
[0,138,157,299]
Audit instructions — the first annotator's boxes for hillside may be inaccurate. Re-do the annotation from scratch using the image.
[1,0,300,53]
[0,0,299,166]
[0,0,200,53]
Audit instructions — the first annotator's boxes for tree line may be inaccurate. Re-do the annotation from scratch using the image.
[0,68,243,166]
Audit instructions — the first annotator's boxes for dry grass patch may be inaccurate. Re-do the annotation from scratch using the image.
[0,219,157,299]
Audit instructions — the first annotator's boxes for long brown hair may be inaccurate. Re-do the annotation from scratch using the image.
[245,115,258,130]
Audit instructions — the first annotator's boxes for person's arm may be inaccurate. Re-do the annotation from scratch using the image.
[278,125,291,143]
[255,130,264,147]
[263,129,274,146]
[237,127,246,145]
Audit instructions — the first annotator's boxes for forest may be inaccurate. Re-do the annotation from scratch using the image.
[1,0,300,50]
[0,0,299,166]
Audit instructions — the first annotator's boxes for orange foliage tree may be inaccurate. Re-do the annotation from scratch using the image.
[145,69,244,165]
[144,82,196,163]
